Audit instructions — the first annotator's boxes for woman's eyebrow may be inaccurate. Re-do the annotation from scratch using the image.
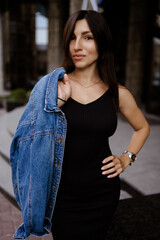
[73,31,93,36]
[81,31,92,35]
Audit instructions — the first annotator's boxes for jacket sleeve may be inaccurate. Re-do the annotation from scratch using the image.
[10,86,55,239]
[10,92,34,238]
[10,92,34,209]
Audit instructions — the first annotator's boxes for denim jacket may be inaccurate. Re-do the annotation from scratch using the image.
[10,67,67,239]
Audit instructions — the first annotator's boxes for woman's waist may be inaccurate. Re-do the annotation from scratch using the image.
[63,144,112,163]
[58,165,120,199]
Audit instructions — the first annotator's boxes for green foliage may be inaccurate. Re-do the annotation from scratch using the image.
[8,88,27,101]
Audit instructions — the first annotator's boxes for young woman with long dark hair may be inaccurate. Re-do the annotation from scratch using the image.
[10,9,149,240]
[51,10,150,240]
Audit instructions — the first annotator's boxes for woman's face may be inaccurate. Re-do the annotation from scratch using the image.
[69,19,98,70]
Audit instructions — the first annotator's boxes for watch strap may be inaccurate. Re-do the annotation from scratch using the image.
[123,150,137,165]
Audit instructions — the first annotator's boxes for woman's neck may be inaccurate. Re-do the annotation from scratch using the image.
[69,66,100,85]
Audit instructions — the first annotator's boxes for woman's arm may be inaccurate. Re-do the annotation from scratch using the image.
[119,86,150,154]
[101,86,150,178]
[118,86,150,168]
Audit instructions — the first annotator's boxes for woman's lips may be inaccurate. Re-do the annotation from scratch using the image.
[73,54,85,60]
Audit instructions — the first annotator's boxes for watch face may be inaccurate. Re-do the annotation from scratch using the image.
[131,154,136,161]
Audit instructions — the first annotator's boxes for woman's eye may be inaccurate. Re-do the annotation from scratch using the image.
[84,36,94,40]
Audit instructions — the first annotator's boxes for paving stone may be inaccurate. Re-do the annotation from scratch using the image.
[105,193,160,240]
[0,193,53,239]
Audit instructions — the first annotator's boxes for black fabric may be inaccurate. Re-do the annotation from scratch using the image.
[52,90,120,240]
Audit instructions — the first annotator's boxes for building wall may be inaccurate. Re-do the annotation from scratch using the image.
[47,0,63,72]
[125,0,150,103]
[70,0,82,14]
[47,0,69,72]
[0,14,4,95]
[2,1,37,90]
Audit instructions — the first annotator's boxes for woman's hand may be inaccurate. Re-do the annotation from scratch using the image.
[101,154,131,178]
[58,74,72,107]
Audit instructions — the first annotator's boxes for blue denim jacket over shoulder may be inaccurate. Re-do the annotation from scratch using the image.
[10,67,67,239]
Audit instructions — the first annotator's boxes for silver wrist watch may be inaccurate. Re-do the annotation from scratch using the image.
[123,150,137,165]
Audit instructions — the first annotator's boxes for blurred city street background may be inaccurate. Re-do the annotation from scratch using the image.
[0,0,160,239]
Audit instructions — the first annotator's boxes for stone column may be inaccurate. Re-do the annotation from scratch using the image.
[2,9,11,90]
[125,0,149,102]
[2,2,37,90]
[0,14,4,95]
[20,3,37,88]
[47,0,64,72]
[70,0,82,15]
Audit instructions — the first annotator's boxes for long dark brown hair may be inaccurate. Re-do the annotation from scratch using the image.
[62,10,119,111]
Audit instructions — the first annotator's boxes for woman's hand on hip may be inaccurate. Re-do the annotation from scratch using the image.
[101,154,131,178]
[58,74,72,107]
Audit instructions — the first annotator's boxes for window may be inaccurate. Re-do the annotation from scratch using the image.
[35,11,48,47]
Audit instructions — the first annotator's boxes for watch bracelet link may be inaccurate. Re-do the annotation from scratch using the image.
[122,150,137,166]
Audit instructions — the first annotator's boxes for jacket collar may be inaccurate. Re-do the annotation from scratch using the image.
[44,67,66,112]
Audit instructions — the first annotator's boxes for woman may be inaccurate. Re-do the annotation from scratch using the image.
[10,9,150,240]
[51,10,150,240]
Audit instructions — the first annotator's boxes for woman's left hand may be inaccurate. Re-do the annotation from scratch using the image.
[101,154,130,178]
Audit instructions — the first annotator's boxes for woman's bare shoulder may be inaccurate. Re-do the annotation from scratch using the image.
[118,84,132,97]
[118,84,137,112]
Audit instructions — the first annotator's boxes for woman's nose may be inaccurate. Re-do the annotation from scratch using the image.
[74,38,82,51]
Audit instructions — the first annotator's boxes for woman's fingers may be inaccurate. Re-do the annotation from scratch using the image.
[101,161,114,170]
[106,167,122,178]
[102,155,114,163]
[58,74,72,101]
[101,155,123,178]
[63,74,70,84]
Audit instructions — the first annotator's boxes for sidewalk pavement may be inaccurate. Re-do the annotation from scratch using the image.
[0,106,160,239]
[0,192,53,240]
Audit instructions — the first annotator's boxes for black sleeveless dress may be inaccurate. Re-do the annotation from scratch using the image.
[52,90,120,240]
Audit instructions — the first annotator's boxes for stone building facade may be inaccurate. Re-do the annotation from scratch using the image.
[0,0,160,114]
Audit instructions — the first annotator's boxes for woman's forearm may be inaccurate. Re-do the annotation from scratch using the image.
[124,123,150,155]
[119,123,150,169]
